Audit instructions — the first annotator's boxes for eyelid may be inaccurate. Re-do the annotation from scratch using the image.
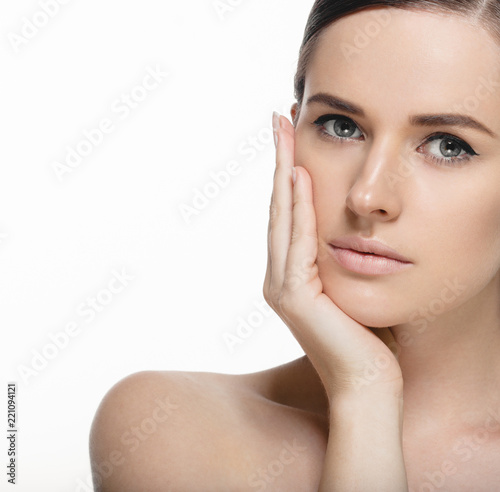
[315,113,356,123]
[312,114,481,166]
[425,132,479,156]
[313,114,479,151]
[314,113,366,135]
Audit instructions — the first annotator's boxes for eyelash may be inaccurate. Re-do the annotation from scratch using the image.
[312,114,480,167]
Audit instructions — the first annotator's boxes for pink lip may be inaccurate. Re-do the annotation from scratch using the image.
[328,236,412,276]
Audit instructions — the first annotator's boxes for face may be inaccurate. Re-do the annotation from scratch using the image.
[292,7,500,329]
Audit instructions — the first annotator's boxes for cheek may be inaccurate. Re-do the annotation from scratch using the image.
[317,186,500,328]
[295,125,500,326]
[294,132,350,237]
[433,192,500,285]
[415,169,500,284]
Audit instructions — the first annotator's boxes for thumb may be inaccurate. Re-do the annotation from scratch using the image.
[370,327,401,362]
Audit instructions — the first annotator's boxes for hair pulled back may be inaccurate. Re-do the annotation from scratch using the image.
[294,0,500,122]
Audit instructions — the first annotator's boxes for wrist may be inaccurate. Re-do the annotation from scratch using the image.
[327,379,404,407]
[329,389,404,430]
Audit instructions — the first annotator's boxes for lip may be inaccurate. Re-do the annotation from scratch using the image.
[328,236,412,276]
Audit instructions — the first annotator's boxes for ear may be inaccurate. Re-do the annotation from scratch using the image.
[291,102,299,125]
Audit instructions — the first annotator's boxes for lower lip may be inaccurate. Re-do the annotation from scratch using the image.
[328,245,412,275]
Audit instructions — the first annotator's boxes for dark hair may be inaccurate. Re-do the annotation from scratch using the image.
[293,0,500,124]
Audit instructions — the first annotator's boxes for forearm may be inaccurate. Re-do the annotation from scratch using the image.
[319,392,408,492]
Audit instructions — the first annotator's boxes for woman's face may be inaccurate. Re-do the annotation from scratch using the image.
[292,7,500,329]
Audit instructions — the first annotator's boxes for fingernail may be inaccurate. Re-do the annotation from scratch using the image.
[272,111,280,148]
[272,111,281,132]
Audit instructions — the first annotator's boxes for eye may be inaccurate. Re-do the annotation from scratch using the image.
[313,114,364,142]
[418,134,479,166]
[312,114,480,167]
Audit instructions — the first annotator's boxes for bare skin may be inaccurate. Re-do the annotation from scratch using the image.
[89,357,500,491]
[90,7,500,491]
[89,360,328,492]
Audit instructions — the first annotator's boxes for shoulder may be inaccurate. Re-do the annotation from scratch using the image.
[89,364,328,491]
[88,371,174,491]
[89,370,230,491]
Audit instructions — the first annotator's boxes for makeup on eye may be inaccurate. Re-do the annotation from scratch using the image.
[311,113,480,166]
[418,133,479,166]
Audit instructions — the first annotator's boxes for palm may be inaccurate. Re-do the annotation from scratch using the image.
[264,113,403,401]
[281,258,402,396]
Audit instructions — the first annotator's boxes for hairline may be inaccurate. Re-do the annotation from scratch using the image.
[293,4,500,126]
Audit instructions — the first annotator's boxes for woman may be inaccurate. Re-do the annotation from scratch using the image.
[89,1,500,490]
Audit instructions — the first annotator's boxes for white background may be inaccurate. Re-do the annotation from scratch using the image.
[1,0,314,490]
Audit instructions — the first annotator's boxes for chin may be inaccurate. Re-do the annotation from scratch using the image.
[322,281,404,328]
[342,307,398,328]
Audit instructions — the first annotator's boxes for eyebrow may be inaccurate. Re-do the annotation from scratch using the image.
[306,92,497,138]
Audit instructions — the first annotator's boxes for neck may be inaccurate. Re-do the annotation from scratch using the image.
[392,275,500,429]
[262,277,500,429]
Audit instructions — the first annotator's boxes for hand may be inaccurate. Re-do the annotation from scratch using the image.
[263,112,403,402]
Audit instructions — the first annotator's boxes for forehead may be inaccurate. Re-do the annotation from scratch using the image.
[305,7,500,126]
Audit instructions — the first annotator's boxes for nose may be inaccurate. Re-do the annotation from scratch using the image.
[345,142,404,222]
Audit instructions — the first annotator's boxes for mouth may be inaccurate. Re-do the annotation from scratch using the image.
[328,236,412,275]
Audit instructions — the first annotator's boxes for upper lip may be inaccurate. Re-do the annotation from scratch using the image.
[330,236,412,263]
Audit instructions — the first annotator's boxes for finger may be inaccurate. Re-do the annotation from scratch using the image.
[266,114,296,299]
[283,166,319,296]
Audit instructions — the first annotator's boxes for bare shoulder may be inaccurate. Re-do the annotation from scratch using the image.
[89,359,328,492]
